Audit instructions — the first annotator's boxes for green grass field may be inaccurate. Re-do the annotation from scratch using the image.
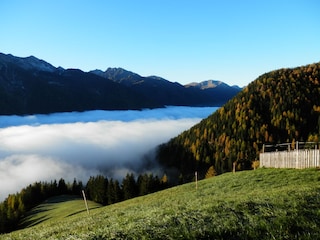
[19,195,102,229]
[2,168,320,239]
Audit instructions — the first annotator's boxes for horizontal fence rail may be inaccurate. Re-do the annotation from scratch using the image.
[260,149,320,169]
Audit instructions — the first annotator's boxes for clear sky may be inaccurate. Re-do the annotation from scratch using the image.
[0,0,319,87]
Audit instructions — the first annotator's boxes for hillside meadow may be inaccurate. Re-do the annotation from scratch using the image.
[2,168,320,239]
[18,195,102,229]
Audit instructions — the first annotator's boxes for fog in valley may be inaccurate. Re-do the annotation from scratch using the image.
[0,106,217,200]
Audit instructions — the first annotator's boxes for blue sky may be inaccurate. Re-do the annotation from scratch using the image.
[1,0,319,87]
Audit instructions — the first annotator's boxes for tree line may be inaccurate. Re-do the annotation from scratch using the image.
[0,173,168,234]
[86,173,168,205]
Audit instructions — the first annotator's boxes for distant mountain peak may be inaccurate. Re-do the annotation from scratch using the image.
[0,53,57,72]
[23,55,57,72]
[147,75,170,82]
[90,67,143,86]
[185,80,229,89]
[105,67,141,79]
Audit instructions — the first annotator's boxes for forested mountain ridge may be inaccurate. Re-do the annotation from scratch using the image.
[157,62,320,181]
[0,53,157,114]
[0,53,241,115]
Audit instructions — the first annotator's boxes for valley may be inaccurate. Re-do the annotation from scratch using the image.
[0,56,319,238]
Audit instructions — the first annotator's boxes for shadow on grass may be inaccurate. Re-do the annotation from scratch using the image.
[66,206,101,217]
[20,215,51,228]
[19,195,83,229]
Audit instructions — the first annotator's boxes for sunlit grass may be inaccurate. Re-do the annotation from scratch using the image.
[2,168,320,239]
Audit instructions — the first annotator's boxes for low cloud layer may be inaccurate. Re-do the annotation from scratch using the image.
[0,107,217,200]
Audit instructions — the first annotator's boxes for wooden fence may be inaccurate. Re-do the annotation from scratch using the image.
[260,149,320,169]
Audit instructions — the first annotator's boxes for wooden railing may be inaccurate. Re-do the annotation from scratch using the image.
[259,142,320,169]
[260,149,320,168]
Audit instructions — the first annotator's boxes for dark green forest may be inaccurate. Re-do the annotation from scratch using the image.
[0,173,168,233]
[157,62,320,181]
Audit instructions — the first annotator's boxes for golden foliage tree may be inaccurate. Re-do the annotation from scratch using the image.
[205,166,216,179]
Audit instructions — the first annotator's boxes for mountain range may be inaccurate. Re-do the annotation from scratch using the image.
[0,53,241,115]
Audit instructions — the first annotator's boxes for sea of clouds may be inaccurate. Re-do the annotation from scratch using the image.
[0,106,218,201]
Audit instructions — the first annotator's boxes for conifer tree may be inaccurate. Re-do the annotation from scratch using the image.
[122,173,138,200]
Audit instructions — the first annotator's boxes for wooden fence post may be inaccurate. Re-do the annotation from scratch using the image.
[82,190,90,215]
[195,171,198,190]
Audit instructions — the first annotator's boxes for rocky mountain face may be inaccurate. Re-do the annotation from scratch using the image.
[0,53,241,115]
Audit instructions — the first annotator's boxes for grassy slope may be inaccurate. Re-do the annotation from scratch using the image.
[2,168,320,239]
[18,195,102,229]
